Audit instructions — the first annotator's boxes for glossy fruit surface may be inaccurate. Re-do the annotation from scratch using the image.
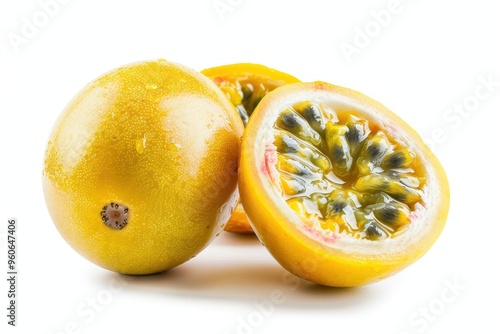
[239,81,449,287]
[202,63,299,233]
[43,59,244,274]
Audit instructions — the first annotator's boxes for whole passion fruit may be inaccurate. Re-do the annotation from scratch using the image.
[43,60,244,275]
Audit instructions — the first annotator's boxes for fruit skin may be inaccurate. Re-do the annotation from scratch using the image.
[201,63,300,90]
[222,205,252,234]
[239,81,450,287]
[202,63,300,234]
[43,60,244,275]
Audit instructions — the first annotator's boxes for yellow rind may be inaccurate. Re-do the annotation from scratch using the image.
[43,60,244,275]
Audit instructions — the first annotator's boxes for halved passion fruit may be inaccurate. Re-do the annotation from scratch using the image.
[239,82,450,287]
[202,63,300,233]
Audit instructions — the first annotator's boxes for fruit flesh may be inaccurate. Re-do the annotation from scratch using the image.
[214,77,276,125]
[271,100,426,241]
[202,64,299,125]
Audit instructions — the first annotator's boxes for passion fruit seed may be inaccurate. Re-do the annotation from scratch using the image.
[325,123,353,177]
[100,202,129,230]
[362,220,387,241]
[274,130,332,172]
[277,109,322,146]
[366,201,411,228]
[218,79,272,125]
[273,100,426,241]
[381,148,415,169]
[354,173,422,204]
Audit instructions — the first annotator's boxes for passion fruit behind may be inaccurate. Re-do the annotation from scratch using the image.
[202,63,300,233]
[43,60,244,275]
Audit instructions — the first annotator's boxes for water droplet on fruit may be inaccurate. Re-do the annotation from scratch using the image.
[168,143,181,152]
[136,135,147,154]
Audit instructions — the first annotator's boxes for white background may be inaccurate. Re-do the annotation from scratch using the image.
[1,0,499,333]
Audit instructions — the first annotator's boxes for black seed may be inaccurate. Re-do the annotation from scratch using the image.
[377,179,391,191]
[333,202,344,213]
[241,85,253,103]
[295,162,313,177]
[102,206,107,210]
[384,151,405,168]
[304,105,320,121]
[303,105,325,132]
[378,206,399,224]
[333,145,346,161]
[281,112,300,128]
[366,144,383,161]
[328,201,346,214]
[392,192,407,202]
[246,96,263,115]
[345,125,360,145]
[364,221,384,240]
[124,208,128,213]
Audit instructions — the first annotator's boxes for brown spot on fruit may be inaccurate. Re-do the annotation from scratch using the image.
[101,202,129,230]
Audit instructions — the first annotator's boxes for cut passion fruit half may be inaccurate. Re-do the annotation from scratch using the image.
[239,82,450,287]
[202,63,300,233]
